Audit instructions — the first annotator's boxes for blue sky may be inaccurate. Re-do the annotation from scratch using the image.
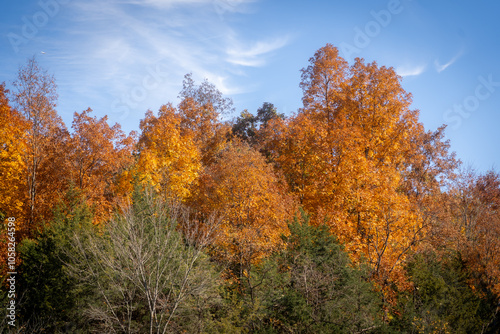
[1,0,499,172]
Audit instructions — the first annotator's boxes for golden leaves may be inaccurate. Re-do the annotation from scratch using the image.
[261,44,453,286]
[136,104,201,201]
[192,141,296,266]
[0,83,27,221]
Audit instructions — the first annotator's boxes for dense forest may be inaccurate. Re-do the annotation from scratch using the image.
[1,44,499,333]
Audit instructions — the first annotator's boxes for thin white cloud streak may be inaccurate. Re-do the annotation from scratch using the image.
[434,49,463,73]
[396,64,427,77]
[120,0,255,12]
[226,36,290,67]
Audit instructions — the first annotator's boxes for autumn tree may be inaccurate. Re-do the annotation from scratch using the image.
[437,168,500,297]
[192,141,296,278]
[135,75,234,201]
[63,108,136,223]
[135,104,201,201]
[259,111,322,206]
[177,73,233,166]
[0,83,28,279]
[470,170,500,295]
[232,102,284,146]
[262,44,457,288]
[0,83,27,221]
[11,57,66,235]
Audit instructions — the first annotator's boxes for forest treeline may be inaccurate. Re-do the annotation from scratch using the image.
[1,44,499,333]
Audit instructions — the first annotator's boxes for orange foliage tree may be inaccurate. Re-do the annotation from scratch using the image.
[135,74,233,201]
[437,169,500,295]
[11,57,66,235]
[191,141,296,277]
[261,44,456,287]
[0,83,28,275]
[66,108,136,223]
[177,73,233,166]
[0,83,27,221]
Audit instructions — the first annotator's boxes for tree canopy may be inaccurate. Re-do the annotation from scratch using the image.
[1,50,499,333]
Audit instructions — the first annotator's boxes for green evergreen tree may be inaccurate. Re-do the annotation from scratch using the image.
[391,250,499,334]
[225,209,387,333]
[16,186,94,333]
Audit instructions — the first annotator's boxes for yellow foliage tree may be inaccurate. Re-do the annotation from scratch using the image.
[0,83,28,276]
[136,104,201,200]
[0,83,27,221]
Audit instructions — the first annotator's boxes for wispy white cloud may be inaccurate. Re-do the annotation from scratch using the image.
[434,49,464,73]
[396,64,427,77]
[71,0,246,9]
[41,0,273,124]
[226,36,290,67]
[121,0,255,12]
[128,0,214,7]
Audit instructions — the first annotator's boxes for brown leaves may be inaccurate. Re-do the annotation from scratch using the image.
[436,169,500,295]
